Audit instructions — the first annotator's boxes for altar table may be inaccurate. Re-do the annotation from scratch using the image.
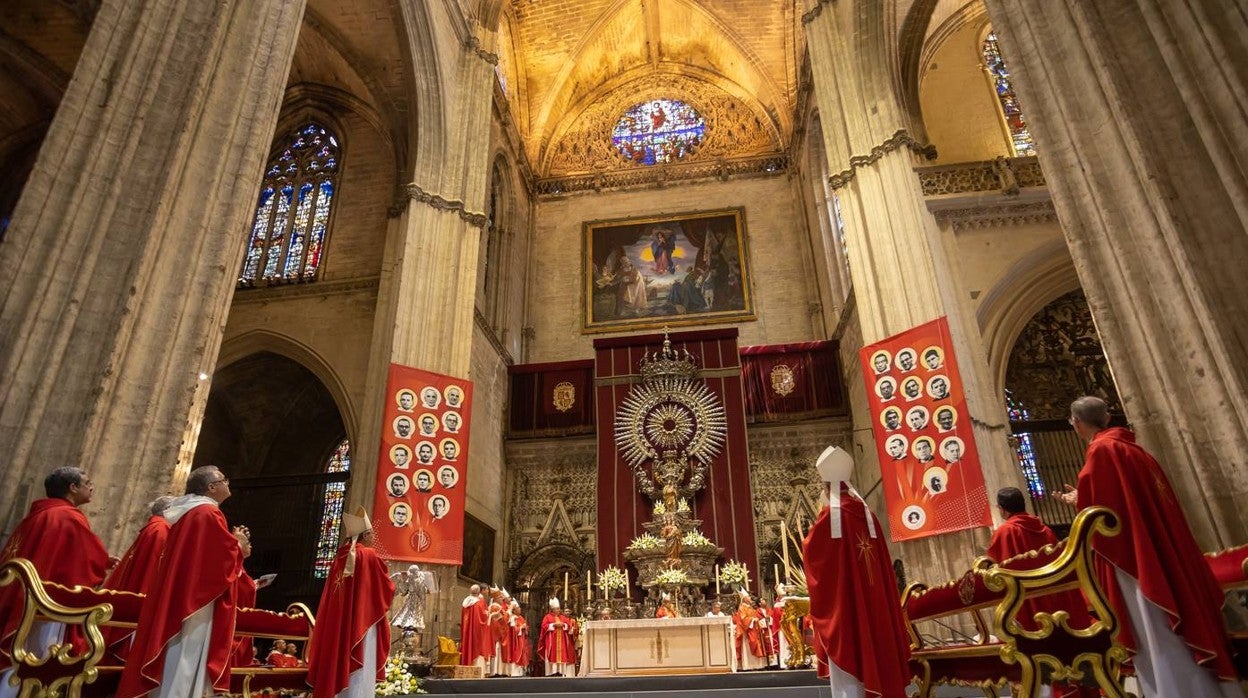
[578,616,736,676]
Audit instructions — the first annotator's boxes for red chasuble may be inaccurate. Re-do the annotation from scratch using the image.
[102,514,169,659]
[489,602,510,663]
[0,498,109,668]
[802,486,910,697]
[537,612,576,667]
[229,569,259,669]
[987,512,1093,632]
[1076,427,1236,680]
[459,595,490,665]
[732,605,766,659]
[306,542,394,698]
[116,502,242,698]
[508,615,531,669]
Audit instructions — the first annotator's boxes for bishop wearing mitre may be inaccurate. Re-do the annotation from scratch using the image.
[802,446,910,698]
[537,598,577,677]
[307,506,395,698]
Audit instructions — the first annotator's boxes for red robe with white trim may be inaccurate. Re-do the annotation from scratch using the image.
[732,605,766,660]
[802,485,910,697]
[1076,427,1236,680]
[102,514,169,659]
[459,595,490,665]
[0,498,109,668]
[116,502,241,698]
[507,614,531,669]
[306,542,394,697]
[537,612,576,668]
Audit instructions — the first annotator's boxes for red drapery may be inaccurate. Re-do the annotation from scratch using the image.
[594,328,757,574]
[508,360,595,435]
[739,341,845,422]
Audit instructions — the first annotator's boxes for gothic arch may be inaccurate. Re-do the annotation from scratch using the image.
[977,239,1082,398]
[216,329,358,443]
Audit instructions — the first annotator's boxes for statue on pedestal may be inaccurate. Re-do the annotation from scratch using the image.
[390,564,437,657]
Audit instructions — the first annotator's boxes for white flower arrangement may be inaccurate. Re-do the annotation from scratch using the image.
[653,502,667,515]
[719,560,750,586]
[681,530,714,548]
[653,568,690,585]
[627,533,662,551]
[676,499,690,513]
[598,565,628,592]
[377,655,425,695]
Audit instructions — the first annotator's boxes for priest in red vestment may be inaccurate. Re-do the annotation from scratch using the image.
[1059,397,1238,697]
[102,496,173,661]
[655,593,679,619]
[537,598,576,676]
[0,467,111,688]
[987,487,1095,698]
[802,446,910,698]
[458,584,490,669]
[506,601,531,676]
[307,507,395,698]
[487,589,512,676]
[731,592,768,671]
[229,527,273,670]
[117,466,242,698]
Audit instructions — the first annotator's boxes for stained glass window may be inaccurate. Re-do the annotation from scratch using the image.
[982,32,1037,157]
[313,438,351,579]
[612,99,705,166]
[1005,390,1045,497]
[239,123,340,286]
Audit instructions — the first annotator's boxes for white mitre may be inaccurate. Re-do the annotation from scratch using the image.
[815,445,875,540]
[341,506,372,576]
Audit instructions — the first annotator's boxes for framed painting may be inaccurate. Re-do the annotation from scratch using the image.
[583,207,755,333]
[458,513,495,585]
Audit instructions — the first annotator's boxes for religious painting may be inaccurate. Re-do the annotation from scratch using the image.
[583,208,755,333]
[458,513,495,585]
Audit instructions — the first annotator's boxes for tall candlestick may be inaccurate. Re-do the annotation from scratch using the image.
[563,571,569,603]
[587,569,592,599]
[625,569,631,601]
[715,565,721,595]
[781,520,791,578]
[773,563,780,591]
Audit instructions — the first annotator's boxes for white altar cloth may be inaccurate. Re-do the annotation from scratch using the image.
[578,616,736,676]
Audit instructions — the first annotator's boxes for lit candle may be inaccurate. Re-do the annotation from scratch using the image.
[773,563,780,591]
[587,569,592,598]
[781,520,791,577]
[563,571,569,603]
[714,565,721,595]
[625,569,631,601]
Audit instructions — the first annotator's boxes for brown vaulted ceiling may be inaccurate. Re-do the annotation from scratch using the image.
[502,0,804,174]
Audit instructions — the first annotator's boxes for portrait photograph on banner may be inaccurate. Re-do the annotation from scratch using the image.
[373,363,473,564]
[859,317,992,541]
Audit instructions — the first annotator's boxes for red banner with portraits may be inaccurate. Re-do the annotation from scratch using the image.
[373,363,473,564]
[859,317,992,542]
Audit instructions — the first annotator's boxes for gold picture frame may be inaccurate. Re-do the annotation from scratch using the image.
[583,207,756,334]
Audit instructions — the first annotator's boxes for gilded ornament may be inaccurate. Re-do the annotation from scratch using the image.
[770,363,796,397]
[552,381,576,413]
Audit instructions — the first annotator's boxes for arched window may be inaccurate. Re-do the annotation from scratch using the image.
[478,158,510,330]
[807,115,851,305]
[313,438,351,579]
[612,99,705,165]
[1004,391,1044,497]
[239,123,341,287]
[982,32,1037,157]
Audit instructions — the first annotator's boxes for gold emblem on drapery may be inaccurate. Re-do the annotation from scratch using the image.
[552,381,576,412]
[770,364,796,396]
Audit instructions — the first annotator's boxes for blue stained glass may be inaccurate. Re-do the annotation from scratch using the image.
[238,123,341,286]
[314,439,351,579]
[1005,390,1045,497]
[982,32,1037,157]
[612,99,705,166]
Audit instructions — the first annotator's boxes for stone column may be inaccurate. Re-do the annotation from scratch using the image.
[351,34,497,646]
[0,0,307,550]
[982,0,1248,548]
[804,1,1026,584]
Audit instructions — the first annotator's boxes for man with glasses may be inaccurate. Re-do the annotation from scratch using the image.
[119,465,244,698]
[1057,396,1237,697]
[0,467,112,691]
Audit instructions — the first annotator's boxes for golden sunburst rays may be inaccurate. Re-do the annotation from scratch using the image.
[614,378,727,467]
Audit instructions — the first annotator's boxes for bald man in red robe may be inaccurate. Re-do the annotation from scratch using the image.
[803,446,910,698]
[102,496,173,660]
[1059,397,1237,697]
[307,507,394,698]
[117,466,242,698]
[0,467,111,690]
[459,584,491,670]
